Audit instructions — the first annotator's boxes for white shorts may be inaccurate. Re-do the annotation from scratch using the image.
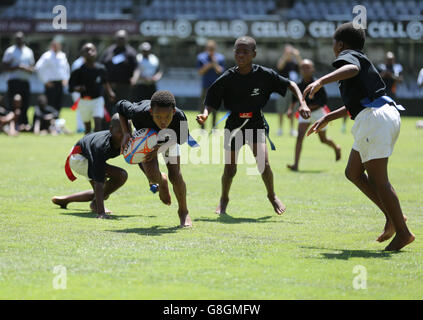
[351,104,401,163]
[69,153,90,180]
[78,97,104,123]
[298,107,328,131]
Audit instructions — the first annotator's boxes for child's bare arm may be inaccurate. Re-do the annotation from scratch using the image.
[103,82,116,102]
[119,114,132,149]
[288,81,311,119]
[303,64,360,99]
[307,106,348,136]
[196,105,213,125]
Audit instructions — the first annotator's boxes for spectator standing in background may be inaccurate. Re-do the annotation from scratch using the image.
[100,30,137,113]
[378,51,403,98]
[131,42,162,101]
[1,31,34,132]
[276,44,302,137]
[69,43,116,135]
[35,39,70,117]
[71,54,86,133]
[197,40,225,130]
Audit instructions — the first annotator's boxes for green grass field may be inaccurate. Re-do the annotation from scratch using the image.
[0,108,422,300]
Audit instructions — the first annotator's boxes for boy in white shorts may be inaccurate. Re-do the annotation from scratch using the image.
[304,22,414,251]
[69,43,115,134]
[52,114,127,219]
[287,59,341,171]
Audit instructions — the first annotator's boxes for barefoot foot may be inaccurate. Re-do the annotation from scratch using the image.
[287,164,298,172]
[268,194,286,215]
[90,201,113,214]
[377,215,408,243]
[215,197,229,215]
[52,196,68,209]
[384,232,415,251]
[178,211,193,228]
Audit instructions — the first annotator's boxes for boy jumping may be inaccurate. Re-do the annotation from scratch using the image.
[52,114,127,219]
[197,36,311,215]
[304,22,414,251]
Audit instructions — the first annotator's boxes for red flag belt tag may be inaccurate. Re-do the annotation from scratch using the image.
[239,112,253,119]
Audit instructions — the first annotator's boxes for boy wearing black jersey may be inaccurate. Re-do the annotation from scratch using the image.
[197,36,311,216]
[52,114,127,219]
[117,90,193,228]
[304,23,414,251]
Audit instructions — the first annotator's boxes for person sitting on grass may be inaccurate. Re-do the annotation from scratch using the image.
[51,114,127,219]
[0,94,21,136]
[287,59,341,171]
[32,94,59,135]
[304,22,414,251]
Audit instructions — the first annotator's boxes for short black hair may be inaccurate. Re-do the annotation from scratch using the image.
[234,36,256,51]
[333,22,366,50]
[151,90,176,109]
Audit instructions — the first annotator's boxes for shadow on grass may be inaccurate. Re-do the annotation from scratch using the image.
[60,211,155,220]
[302,246,401,260]
[287,169,327,174]
[195,214,293,224]
[109,225,180,236]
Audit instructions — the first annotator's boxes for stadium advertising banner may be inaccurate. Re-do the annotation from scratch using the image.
[138,19,423,40]
[1,19,423,40]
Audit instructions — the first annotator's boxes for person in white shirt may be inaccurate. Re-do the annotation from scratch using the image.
[131,42,162,101]
[35,40,70,116]
[1,31,34,131]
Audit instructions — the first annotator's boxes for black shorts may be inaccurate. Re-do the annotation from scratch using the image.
[224,126,267,151]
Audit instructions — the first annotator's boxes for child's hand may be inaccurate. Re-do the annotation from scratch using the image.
[303,79,323,99]
[143,145,160,163]
[196,113,208,125]
[298,103,311,119]
[307,116,329,136]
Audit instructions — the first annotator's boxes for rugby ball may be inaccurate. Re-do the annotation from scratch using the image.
[122,128,158,164]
